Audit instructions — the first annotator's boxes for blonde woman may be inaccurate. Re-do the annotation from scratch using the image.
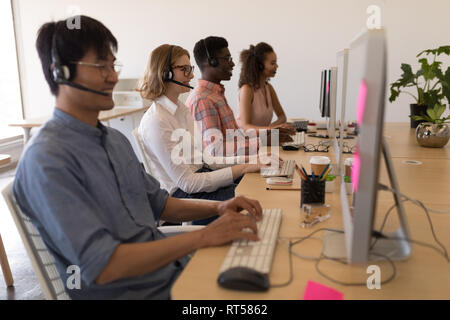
[137,44,266,224]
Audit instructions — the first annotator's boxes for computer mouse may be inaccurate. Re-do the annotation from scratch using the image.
[217,267,269,292]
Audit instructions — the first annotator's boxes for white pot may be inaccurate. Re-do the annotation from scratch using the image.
[345,182,353,195]
[325,180,335,193]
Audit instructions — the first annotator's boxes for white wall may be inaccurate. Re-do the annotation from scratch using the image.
[13,0,450,121]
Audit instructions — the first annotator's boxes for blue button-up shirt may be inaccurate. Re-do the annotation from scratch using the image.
[13,108,188,299]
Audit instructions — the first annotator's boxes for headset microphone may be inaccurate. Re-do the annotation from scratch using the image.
[168,79,194,89]
[59,79,110,96]
[162,45,193,89]
[51,30,109,97]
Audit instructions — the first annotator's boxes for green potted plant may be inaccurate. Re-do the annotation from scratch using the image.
[413,104,450,148]
[389,45,450,129]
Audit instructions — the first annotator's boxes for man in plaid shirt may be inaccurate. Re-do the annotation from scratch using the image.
[186,36,259,158]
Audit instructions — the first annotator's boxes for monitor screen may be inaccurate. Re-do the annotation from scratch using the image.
[319,70,326,117]
[328,28,411,264]
[335,49,349,167]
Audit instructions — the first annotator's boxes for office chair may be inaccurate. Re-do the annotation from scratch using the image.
[2,181,205,299]
[0,233,13,287]
[2,181,70,300]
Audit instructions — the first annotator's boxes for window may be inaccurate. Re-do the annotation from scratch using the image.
[0,0,23,141]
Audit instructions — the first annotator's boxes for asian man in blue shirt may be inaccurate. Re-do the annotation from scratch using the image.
[13,15,262,300]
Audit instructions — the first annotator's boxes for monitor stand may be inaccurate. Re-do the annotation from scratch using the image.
[322,138,412,263]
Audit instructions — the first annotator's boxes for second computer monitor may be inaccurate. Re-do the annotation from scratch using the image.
[334,28,411,264]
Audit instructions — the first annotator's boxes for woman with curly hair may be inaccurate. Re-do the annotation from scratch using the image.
[237,42,294,134]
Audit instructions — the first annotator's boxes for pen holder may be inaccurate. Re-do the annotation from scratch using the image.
[301,176,325,208]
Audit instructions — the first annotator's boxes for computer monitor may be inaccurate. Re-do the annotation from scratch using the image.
[318,68,337,137]
[326,67,338,140]
[334,49,349,167]
[319,69,327,118]
[323,28,411,264]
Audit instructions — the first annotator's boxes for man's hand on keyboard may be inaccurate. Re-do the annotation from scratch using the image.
[216,195,263,221]
[200,210,260,246]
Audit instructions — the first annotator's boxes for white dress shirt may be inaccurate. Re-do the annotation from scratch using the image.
[138,95,237,195]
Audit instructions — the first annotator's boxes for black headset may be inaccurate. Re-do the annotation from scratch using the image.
[162,45,174,82]
[202,38,218,67]
[253,47,264,71]
[162,45,193,89]
[258,61,265,71]
[51,31,71,84]
[50,27,108,96]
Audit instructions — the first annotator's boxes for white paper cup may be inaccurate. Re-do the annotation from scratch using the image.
[307,123,317,132]
[310,156,331,176]
[344,157,354,177]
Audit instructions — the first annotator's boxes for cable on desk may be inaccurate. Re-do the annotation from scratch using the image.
[289,228,398,287]
[378,183,450,214]
[314,251,397,287]
[269,239,294,288]
[376,185,449,261]
[279,235,323,261]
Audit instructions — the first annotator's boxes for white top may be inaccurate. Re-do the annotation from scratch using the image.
[138,95,236,195]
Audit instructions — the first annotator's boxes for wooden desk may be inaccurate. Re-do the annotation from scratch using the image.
[8,106,149,143]
[172,123,450,299]
[383,123,450,159]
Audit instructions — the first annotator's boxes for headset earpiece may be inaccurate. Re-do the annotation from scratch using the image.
[162,68,173,82]
[209,57,218,68]
[258,62,265,71]
[163,45,174,82]
[203,39,218,68]
[51,32,70,83]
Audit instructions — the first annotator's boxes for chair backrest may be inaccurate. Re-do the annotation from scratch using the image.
[132,127,156,176]
[1,181,70,300]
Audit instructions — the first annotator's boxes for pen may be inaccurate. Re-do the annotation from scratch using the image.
[311,170,316,182]
[296,164,307,180]
[321,167,332,181]
[318,164,330,181]
[300,165,310,181]
[266,187,301,191]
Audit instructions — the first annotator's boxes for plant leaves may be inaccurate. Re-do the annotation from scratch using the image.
[437,45,450,56]
[434,104,446,119]
[389,88,400,103]
[442,66,450,104]
[400,63,416,84]
[411,115,432,122]
[426,106,437,119]
[423,90,443,109]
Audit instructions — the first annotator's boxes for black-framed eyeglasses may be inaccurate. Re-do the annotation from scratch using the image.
[172,65,195,77]
[216,55,233,63]
[70,61,123,78]
[342,142,357,154]
[303,143,330,153]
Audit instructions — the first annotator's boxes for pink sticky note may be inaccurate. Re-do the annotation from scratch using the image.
[356,79,367,126]
[351,147,361,193]
[303,280,344,300]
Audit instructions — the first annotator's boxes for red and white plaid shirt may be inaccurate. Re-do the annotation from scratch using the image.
[186,80,259,157]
